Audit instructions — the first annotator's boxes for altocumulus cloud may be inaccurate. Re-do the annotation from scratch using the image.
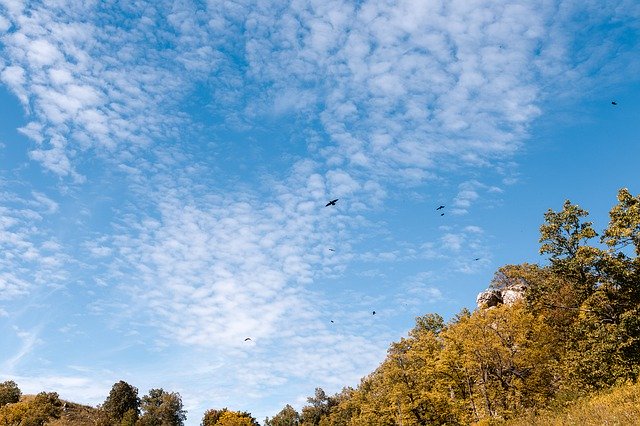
[0,186,68,301]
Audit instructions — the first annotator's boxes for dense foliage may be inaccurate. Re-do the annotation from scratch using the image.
[0,391,63,426]
[101,380,141,425]
[0,382,188,426]
[0,382,21,408]
[202,408,260,426]
[504,380,640,426]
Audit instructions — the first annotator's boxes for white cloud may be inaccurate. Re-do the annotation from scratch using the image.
[441,233,464,252]
[2,326,41,372]
[243,0,551,181]
[0,188,69,302]
[31,191,59,214]
[0,15,10,32]
[0,373,110,405]
[0,0,23,19]
[452,180,504,215]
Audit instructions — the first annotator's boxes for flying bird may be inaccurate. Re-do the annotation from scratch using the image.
[436,205,445,210]
[330,320,334,323]
[440,213,445,216]
[611,101,618,106]
[328,248,335,252]
[244,337,251,341]
[474,258,480,261]
[372,311,376,315]
[325,199,339,207]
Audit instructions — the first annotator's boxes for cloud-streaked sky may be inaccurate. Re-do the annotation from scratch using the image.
[1,0,639,423]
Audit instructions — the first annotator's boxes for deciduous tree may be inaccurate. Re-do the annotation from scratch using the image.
[264,404,300,426]
[0,381,20,407]
[139,388,186,426]
[102,381,140,425]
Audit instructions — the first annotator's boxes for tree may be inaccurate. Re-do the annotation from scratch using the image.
[440,303,557,422]
[300,388,335,425]
[0,391,62,426]
[0,381,21,407]
[139,388,186,426]
[264,404,300,426]
[25,392,63,425]
[552,190,640,390]
[540,200,598,262]
[602,188,640,256]
[411,313,444,337]
[539,200,600,303]
[102,380,140,424]
[203,408,258,426]
[214,411,258,426]
[202,408,229,426]
[344,371,396,425]
[362,313,456,426]
[323,388,359,426]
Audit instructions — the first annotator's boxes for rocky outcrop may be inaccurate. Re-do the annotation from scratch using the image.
[476,289,503,308]
[476,283,527,309]
[501,283,527,305]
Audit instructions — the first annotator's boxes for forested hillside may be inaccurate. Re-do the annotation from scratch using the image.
[1,188,639,425]
[264,188,640,425]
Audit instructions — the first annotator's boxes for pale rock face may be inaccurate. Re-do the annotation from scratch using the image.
[501,289,524,305]
[476,283,527,309]
[476,289,503,308]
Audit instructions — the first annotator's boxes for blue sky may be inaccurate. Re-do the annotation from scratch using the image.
[1,0,639,424]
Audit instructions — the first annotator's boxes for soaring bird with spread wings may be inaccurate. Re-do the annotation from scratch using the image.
[325,199,339,207]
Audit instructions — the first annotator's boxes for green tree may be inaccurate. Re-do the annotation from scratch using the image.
[0,381,21,407]
[540,200,598,262]
[24,392,63,425]
[202,408,229,426]
[139,388,186,426]
[539,200,600,305]
[559,189,640,390]
[300,388,336,426]
[602,188,640,255]
[102,381,140,425]
[264,404,300,426]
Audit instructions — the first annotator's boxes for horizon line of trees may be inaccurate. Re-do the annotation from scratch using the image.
[0,379,261,426]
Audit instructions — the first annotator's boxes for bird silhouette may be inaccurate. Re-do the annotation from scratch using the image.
[372,311,376,315]
[325,199,339,207]
[611,101,618,106]
[330,320,334,323]
[436,205,445,210]
[474,258,480,261]
[440,213,445,216]
[328,248,335,252]
[244,337,251,341]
